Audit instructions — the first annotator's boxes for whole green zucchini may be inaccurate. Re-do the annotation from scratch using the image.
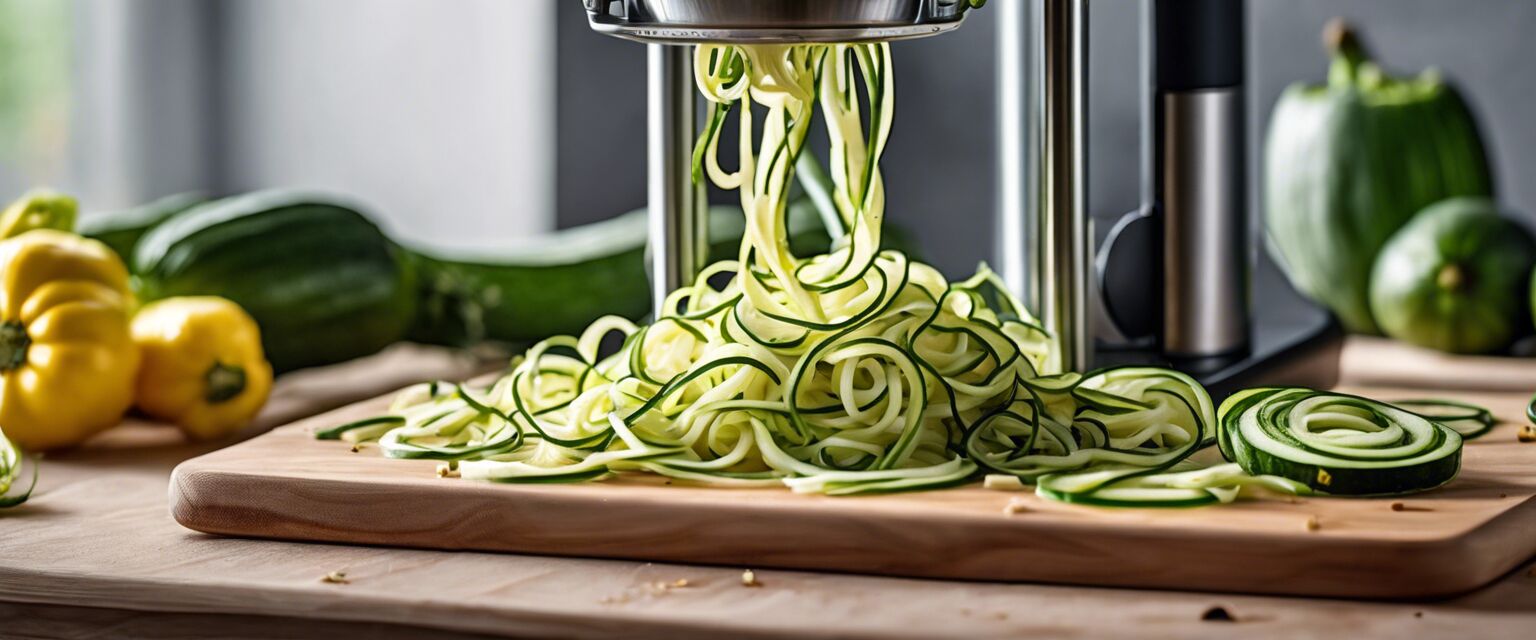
[133,190,417,373]
[1369,198,1536,354]
[129,190,910,366]
[78,192,204,262]
[1264,21,1493,334]
[407,200,841,347]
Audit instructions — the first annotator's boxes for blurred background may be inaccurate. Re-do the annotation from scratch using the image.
[1,0,1532,275]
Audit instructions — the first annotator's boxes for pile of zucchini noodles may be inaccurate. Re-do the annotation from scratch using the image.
[322,43,1484,505]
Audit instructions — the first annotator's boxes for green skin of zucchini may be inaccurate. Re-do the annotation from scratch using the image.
[1264,29,1493,335]
[78,192,205,263]
[406,200,925,348]
[133,191,417,374]
[121,189,915,369]
[1369,198,1536,354]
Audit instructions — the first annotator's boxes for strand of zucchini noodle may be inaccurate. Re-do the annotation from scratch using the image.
[318,43,1379,504]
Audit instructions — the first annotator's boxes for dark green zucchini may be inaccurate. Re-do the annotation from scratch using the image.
[133,190,416,373]
[79,192,204,262]
[407,200,841,347]
[128,189,918,367]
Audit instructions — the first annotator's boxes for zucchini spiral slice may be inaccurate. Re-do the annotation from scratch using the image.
[1218,388,1463,496]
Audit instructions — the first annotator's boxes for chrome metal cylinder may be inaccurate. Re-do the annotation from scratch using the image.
[995,0,1041,311]
[647,44,707,317]
[1161,88,1248,356]
[1038,0,1089,371]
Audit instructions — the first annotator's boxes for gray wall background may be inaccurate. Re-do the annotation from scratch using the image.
[10,0,1530,276]
[556,0,1536,278]
[63,0,557,249]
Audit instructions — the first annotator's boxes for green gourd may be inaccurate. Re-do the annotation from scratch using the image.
[1264,20,1493,334]
[1369,198,1536,354]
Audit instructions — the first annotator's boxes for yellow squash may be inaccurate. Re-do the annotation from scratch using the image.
[0,190,78,239]
[0,229,138,451]
[132,296,272,439]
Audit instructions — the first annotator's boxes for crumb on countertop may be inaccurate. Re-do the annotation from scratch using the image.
[644,579,692,594]
[1517,424,1536,443]
[741,569,763,588]
[1391,502,1432,512]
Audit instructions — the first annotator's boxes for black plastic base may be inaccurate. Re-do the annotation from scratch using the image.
[1095,267,1344,399]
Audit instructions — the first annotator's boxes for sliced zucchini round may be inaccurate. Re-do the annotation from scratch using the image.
[1219,388,1463,496]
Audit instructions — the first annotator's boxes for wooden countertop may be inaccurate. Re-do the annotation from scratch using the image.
[3,338,1535,639]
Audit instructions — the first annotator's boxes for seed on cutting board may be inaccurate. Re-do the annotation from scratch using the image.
[1391,502,1432,512]
[741,569,763,588]
[1305,516,1321,532]
[1518,424,1536,443]
[321,571,349,584]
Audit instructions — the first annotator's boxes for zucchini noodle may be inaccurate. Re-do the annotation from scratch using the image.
[322,43,1468,503]
[1391,398,1495,439]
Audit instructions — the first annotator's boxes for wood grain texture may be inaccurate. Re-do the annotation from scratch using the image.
[169,382,1536,600]
[1340,336,1536,391]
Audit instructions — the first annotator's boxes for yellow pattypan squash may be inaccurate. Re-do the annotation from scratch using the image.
[0,190,77,239]
[132,296,273,439]
[0,229,138,451]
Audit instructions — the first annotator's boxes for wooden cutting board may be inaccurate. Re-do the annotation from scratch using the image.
[169,376,1536,600]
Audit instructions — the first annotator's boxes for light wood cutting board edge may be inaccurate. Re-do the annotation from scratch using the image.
[167,384,1536,600]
